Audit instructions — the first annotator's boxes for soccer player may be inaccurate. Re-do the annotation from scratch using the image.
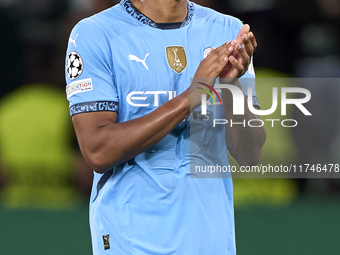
[65,0,266,254]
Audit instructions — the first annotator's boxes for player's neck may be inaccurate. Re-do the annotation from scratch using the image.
[131,0,188,23]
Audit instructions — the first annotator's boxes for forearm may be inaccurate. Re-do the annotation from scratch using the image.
[74,91,191,173]
[221,80,266,166]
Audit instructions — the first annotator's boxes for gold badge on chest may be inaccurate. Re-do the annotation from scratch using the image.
[166,46,187,73]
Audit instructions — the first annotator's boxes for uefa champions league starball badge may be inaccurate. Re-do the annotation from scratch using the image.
[66,51,84,80]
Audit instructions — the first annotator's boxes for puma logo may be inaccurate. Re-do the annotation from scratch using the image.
[128,53,149,70]
[69,34,79,47]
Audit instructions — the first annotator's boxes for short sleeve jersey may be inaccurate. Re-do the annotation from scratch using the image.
[65,1,258,254]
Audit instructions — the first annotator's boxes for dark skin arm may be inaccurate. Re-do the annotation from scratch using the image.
[72,42,238,173]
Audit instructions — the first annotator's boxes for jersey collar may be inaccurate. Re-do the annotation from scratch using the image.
[120,0,194,29]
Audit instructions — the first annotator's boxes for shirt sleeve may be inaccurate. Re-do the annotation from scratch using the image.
[65,19,119,117]
[232,18,260,108]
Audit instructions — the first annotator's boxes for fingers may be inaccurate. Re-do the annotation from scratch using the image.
[225,46,249,79]
[196,42,235,78]
[205,41,231,64]
[248,32,257,51]
[235,43,250,68]
[219,25,257,81]
[243,34,255,57]
[236,24,250,44]
[219,54,245,84]
[229,55,245,75]
[213,44,235,76]
[235,24,257,57]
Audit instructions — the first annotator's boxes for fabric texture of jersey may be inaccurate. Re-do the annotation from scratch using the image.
[65,1,258,254]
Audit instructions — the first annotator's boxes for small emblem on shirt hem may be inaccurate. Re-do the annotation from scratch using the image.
[103,235,110,250]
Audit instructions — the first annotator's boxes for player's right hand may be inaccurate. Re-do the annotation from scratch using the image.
[194,42,234,81]
[189,42,234,111]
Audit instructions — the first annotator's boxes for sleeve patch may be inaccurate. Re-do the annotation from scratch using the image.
[66,78,93,98]
[70,101,119,117]
[66,51,84,80]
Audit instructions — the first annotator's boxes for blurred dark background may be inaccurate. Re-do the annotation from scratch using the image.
[0,0,339,254]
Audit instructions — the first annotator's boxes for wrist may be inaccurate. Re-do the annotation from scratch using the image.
[219,77,239,86]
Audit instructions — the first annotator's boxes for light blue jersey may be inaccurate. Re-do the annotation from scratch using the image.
[65,1,257,254]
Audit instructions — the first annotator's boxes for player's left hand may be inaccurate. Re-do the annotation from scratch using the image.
[219,24,257,83]
[234,24,257,59]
